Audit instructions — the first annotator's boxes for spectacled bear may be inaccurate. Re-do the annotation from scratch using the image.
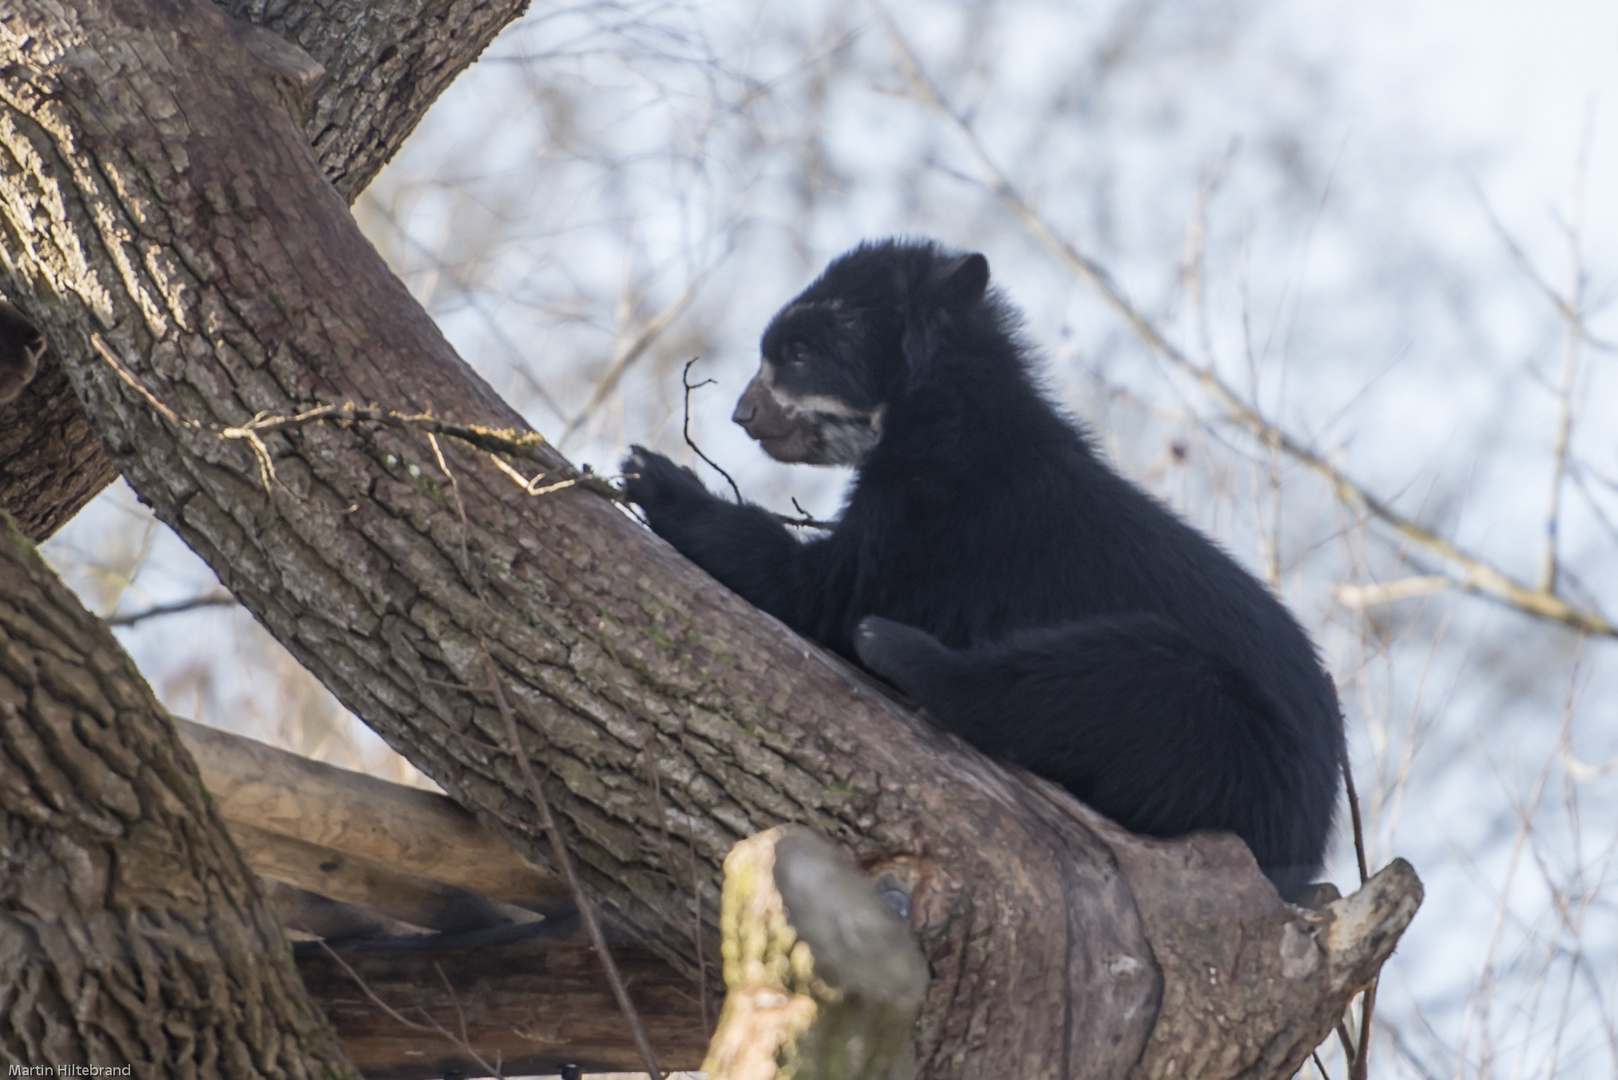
[622,239,1342,900]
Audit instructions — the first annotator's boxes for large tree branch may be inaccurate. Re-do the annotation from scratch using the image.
[177,721,709,1074]
[0,515,359,1076]
[227,0,531,204]
[0,0,529,541]
[176,717,572,913]
[0,2,1418,1075]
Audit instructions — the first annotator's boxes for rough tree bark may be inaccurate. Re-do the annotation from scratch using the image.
[0,0,530,541]
[0,516,358,1077]
[0,1,1420,1077]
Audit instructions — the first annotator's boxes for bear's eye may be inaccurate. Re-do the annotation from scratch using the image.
[783,342,811,369]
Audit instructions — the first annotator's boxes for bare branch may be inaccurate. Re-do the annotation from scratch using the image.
[95,337,557,464]
[681,357,743,502]
[87,342,651,509]
[562,270,711,447]
[1471,182,1618,357]
[1333,577,1450,610]
[1536,107,1596,594]
[107,592,237,626]
[1344,747,1376,1080]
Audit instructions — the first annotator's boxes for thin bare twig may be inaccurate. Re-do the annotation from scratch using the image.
[680,358,742,502]
[788,496,836,530]
[1471,182,1618,357]
[686,807,712,1035]
[1455,647,1583,1074]
[106,333,808,537]
[92,335,554,463]
[1568,464,1618,553]
[96,332,287,503]
[414,425,661,1078]
[85,341,650,512]
[107,592,237,626]
[91,334,199,430]
[231,403,556,462]
[672,359,838,529]
[318,941,504,1077]
[478,645,665,1079]
[1352,977,1380,1080]
[1342,752,1376,1080]
[1535,106,1595,594]
[1336,1019,1358,1065]
[1542,326,1579,594]
[886,27,1618,640]
[435,960,475,1056]
[1343,756,1371,887]
[96,336,555,463]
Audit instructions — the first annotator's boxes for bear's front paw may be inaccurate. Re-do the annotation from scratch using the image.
[852,615,905,675]
[621,445,712,515]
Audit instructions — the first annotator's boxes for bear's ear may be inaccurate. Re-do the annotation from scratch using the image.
[901,251,990,391]
[932,252,989,310]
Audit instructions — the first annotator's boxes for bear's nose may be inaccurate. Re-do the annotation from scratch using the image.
[733,372,770,428]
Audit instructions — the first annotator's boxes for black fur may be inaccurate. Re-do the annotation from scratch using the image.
[0,299,45,406]
[623,239,1342,899]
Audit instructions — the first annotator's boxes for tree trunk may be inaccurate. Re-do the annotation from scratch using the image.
[0,516,358,1077]
[0,0,529,542]
[0,1,1419,1076]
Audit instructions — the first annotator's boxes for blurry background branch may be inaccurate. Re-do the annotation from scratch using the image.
[108,592,238,626]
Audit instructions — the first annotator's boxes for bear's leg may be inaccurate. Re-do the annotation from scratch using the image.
[854,614,1333,899]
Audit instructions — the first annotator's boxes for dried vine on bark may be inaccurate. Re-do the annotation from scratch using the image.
[0,0,531,541]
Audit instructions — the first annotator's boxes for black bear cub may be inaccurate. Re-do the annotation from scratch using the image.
[623,239,1342,899]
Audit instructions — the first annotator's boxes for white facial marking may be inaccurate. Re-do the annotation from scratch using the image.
[749,361,884,465]
[757,360,870,422]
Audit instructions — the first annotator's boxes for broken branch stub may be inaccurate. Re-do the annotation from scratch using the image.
[704,826,929,1080]
[1093,814,1422,1080]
